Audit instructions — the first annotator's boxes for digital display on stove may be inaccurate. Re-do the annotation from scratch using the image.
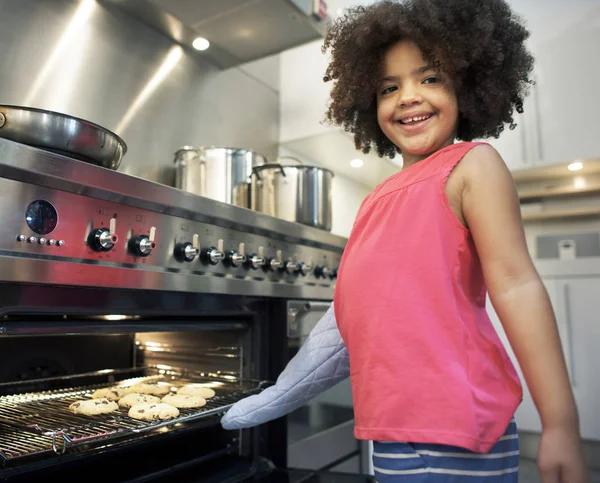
[25,200,58,235]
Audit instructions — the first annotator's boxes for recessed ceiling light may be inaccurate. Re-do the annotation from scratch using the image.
[192,37,210,51]
[568,162,583,171]
[350,158,364,168]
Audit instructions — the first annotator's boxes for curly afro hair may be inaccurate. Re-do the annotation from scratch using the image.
[322,0,535,158]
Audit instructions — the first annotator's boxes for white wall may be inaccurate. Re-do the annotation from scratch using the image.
[279,39,335,143]
[329,174,371,238]
[238,52,280,94]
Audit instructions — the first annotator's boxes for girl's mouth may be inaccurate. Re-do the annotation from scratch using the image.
[396,113,434,132]
[398,114,433,125]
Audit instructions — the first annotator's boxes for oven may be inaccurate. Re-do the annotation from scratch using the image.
[0,137,373,482]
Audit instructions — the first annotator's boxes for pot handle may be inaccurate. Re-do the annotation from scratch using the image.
[277,156,304,165]
[250,164,286,181]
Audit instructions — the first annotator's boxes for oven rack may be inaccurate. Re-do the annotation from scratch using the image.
[0,372,265,464]
[0,424,57,464]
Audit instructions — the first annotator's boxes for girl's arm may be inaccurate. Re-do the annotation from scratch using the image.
[459,144,589,482]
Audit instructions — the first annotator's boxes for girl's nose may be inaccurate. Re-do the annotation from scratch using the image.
[398,85,423,107]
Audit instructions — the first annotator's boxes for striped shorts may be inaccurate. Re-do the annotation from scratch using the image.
[373,418,519,482]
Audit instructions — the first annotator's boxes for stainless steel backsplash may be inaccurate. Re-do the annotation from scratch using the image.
[0,0,279,186]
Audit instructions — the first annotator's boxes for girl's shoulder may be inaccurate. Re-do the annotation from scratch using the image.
[454,142,508,182]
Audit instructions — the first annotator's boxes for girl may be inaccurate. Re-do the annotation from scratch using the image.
[222,1,591,481]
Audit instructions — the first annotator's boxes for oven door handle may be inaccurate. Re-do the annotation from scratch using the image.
[304,302,333,312]
[287,301,332,338]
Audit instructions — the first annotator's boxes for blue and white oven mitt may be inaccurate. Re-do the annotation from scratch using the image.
[221,303,350,430]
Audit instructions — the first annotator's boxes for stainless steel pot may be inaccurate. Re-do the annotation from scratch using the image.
[174,147,266,208]
[0,105,127,169]
[251,164,334,231]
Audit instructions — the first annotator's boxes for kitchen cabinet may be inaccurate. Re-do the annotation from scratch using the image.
[486,274,600,440]
[491,3,600,170]
[532,19,600,165]
[547,276,600,441]
[508,0,600,167]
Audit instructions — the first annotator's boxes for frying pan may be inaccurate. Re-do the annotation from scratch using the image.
[0,105,127,170]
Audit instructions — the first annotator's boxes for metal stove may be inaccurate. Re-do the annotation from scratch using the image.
[0,137,358,482]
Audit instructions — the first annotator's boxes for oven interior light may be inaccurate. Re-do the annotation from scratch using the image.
[103,314,128,321]
[145,346,166,352]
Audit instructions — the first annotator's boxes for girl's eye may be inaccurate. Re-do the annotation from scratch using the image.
[423,76,440,84]
[380,86,397,95]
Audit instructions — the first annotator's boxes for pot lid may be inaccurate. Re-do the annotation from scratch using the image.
[174,145,267,159]
[253,163,334,176]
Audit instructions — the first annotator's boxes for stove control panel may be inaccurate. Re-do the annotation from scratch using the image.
[1,180,342,288]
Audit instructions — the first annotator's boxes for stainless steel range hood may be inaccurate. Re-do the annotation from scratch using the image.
[100,0,331,69]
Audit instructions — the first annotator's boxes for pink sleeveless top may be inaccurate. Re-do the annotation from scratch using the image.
[334,142,522,453]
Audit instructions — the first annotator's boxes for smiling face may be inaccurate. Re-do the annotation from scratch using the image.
[376,40,459,168]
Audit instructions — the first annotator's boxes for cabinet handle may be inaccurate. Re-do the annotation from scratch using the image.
[561,282,576,387]
[532,74,545,162]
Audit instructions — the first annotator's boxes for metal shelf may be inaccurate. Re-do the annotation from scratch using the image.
[519,184,600,201]
[521,206,600,222]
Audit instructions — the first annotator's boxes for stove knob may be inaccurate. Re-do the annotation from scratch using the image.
[129,235,154,257]
[201,238,224,265]
[265,249,283,271]
[174,242,198,262]
[297,259,312,276]
[314,265,331,279]
[89,229,118,252]
[245,246,265,270]
[89,218,118,252]
[174,233,199,262]
[282,259,298,274]
[129,226,156,257]
[330,268,338,280]
[225,242,246,268]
